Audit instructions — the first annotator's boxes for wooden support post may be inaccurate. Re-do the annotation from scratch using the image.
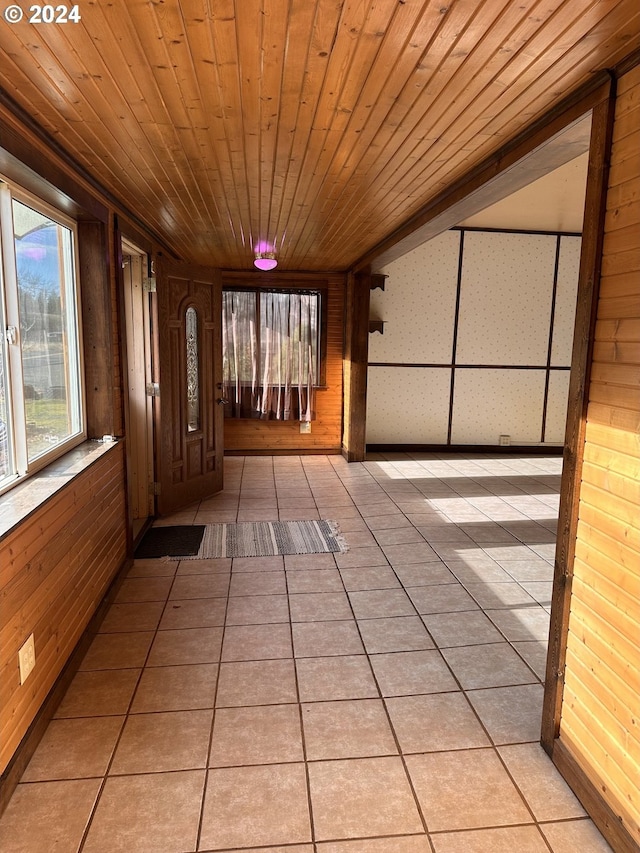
[342,268,372,461]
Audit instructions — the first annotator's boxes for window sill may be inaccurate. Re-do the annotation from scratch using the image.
[0,440,120,541]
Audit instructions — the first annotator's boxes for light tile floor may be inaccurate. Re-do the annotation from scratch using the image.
[1,453,616,852]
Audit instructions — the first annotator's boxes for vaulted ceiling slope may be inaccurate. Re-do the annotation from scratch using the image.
[0,1,638,271]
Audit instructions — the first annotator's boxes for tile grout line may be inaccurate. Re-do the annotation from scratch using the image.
[75,553,182,853]
[194,523,234,853]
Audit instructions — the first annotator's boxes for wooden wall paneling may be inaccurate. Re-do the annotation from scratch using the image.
[0,509,128,819]
[566,615,638,724]
[581,460,640,508]
[562,665,637,792]
[560,670,638,825]
[4,545,127,753]
[543,61,640,853]
[551,739,638,853]
[0,452,126,680]
[1,469,125,660]
[78,220,117,439]
[576,521,638,584]
[4,502,126,757]
[0,445,128,776]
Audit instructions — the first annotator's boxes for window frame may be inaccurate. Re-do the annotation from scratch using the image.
[0,177,86,495]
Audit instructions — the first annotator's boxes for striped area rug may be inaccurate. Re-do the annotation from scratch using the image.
[178,520,348,559]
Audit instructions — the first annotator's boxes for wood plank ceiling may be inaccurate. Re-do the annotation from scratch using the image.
[0,0,638,271]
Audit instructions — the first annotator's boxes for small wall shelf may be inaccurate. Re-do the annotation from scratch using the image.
[370,274,387,291]
[368,320,385,334]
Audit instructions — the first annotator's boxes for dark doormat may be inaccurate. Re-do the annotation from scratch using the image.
[134,525,206,558]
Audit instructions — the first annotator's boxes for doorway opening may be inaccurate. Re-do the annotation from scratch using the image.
[122,239,155,542]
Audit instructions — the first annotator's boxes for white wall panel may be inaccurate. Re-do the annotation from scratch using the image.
[551,236,581,366]
[370,230,460,363]
[451,369,547,445]
[366,367,451,444]
[367,228,580,447]
[544,370,571,443]
[456,232,557,365]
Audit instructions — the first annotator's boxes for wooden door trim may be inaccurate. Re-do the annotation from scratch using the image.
[541,77,616,749]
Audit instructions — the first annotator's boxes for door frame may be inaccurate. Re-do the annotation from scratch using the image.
[121,238,155,539]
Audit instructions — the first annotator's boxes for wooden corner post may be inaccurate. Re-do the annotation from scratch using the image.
[342,267,372,461]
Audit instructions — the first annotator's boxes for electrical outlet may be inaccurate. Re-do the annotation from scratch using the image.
[499,434,511,446]
[300,421,311,434]
[18,634,36,685]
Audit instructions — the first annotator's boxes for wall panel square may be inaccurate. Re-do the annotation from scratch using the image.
[366,367,451,444]
[551,236,581,366]
[371,230,460,363]
[544,370,571,443]
[456,232,557,365]
[451,369,547,445]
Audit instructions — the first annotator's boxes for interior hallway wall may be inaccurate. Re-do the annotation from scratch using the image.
[553,61,640,848]
[366,228,581,448]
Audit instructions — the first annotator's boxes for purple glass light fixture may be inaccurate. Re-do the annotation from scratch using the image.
[254,242,278,271]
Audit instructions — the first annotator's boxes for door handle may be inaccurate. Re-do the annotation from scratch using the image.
[216,398,229,405]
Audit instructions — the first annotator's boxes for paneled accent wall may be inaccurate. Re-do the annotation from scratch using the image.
[0,444,128,776]
[557,64,640,847]
[367,228,581,446]
[223,273,346,454]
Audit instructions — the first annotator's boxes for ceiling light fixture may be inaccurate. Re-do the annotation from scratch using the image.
[254,251,278,271]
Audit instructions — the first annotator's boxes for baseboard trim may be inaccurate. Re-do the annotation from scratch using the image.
[365,444,564,455]
[224,448,342,456]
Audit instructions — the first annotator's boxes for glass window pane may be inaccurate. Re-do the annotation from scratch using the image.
[222,290,257,383]
[186,306,199,432]
[13,199,82,462]
[259,291,319,384]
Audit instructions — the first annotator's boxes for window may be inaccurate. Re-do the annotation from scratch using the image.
[0,182,84,491]
[222,288,322,421]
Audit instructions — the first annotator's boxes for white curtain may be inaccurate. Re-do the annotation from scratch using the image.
[222,290,317,421]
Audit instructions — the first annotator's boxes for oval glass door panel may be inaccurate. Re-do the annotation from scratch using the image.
[186,306,200,432]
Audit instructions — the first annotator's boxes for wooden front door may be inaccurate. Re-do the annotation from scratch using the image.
[155,257,223,515]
